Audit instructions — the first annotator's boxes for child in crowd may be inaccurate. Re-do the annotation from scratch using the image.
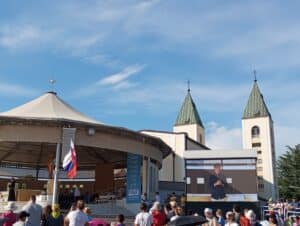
[116,214,125,226]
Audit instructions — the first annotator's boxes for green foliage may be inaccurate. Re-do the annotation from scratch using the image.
[277,145,300,199]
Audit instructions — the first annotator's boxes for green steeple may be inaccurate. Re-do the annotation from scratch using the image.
[243,80,271,119]
[175,90,204,127]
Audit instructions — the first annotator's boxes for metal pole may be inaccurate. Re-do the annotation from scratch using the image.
[52,143,61,206]
[147,157,150,200]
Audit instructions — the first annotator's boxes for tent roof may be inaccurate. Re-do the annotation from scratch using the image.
[0,92,102,125]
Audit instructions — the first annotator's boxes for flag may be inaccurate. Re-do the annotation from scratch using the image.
[63,139,77,179]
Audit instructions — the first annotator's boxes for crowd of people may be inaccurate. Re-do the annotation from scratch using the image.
[134,192,300,226]
[133,200,300,226]
[1,190,299,226]
[0,195,96,226]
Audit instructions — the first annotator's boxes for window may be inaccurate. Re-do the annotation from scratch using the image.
[226,178,233,184]
[199,134,202,144]
[252,143,261,148]
[197,177,204,184]
[258,183,264,190]
[186,177,191,184]
[257,150,262,154]
[251,126,260,138]
[257,159,263,164]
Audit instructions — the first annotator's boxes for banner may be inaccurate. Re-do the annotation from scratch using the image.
[126,153,141,204]
[61,128,76,162]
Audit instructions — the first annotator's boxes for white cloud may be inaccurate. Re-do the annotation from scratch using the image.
[0,81,38,97]
[1,1,300,71]
[113,81,137,90]
[96,64,144,86]
[0,25,42,49]
[205,122,299,158]
[206,121,242,149]
[77,64,144,96]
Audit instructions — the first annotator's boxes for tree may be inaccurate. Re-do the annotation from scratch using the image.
[277,145,300,200]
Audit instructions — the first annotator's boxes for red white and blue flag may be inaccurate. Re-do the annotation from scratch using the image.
[63,139,77,179]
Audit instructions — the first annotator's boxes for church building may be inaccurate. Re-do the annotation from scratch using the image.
[242,79,278,201]
[142,78,277,202]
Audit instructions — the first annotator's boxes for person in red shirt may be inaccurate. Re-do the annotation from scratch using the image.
[2,202,17,226]
[151,202,166,226]
[239,209,250,226]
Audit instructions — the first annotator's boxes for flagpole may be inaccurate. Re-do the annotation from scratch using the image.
[52,143,61,206]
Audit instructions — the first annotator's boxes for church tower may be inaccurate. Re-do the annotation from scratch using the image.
[173,87,205,145]
[242,78,277,201]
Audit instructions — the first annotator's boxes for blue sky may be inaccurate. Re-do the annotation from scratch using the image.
[0,1,299,156]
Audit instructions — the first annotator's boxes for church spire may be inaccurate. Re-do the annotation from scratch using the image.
[243,79,271,119]
[174,88,204,128]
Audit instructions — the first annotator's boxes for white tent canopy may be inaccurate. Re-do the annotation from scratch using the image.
[0,92,102,125]
[0,91,171,169]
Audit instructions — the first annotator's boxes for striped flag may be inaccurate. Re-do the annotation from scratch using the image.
[62,139,77,179]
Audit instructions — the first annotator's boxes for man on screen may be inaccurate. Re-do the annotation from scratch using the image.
[209,163,227,201]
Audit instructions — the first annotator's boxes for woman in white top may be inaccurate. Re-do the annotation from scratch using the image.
[225,211,239,226]
[134,203,152,226]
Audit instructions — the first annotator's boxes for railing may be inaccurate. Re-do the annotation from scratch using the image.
[261,205,300,220]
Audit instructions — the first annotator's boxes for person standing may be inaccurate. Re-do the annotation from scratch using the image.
[115,214,125,226]
[2,202,17,226]
[134,203,152,226]
[209,164,227,201]
[64,200,89,226]
[245,210,260,226]
[180,194,186,213]
[41,205,52,226]
[170,207,182,222]
[216,209,225,226]
[155,192,160,203]
[151,203,166,226]
[225,212,239,226]
[8,178,16,202]
[46,204,63,226]
[13,211,30,226]
[267,214,278,226]
[202,208,218,226]
[74,187,81,202]
[83,207,92,222]
[22,195,42,226]
[164,203,174,223]
[240,209,250,226]
[232,205,241,224]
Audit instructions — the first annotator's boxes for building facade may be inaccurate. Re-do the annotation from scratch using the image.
[143,79,277,202]
[242,80,278,201]
[142,89,209,184]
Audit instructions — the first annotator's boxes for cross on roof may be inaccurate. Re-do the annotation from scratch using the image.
[187,80,190,92]
[253,70,257,82]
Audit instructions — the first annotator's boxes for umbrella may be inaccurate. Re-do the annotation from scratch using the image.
[168,216,207,226]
